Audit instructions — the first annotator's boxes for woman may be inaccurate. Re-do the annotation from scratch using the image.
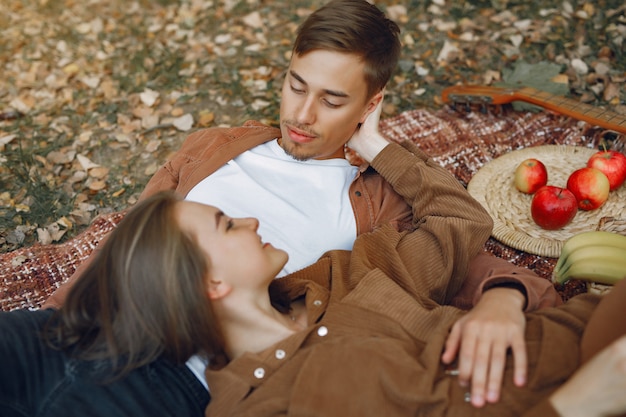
[0,190,624,416]
[184,134,626,416]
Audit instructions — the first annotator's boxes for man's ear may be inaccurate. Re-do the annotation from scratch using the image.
[359,90,384,124]
[207,278,231,300]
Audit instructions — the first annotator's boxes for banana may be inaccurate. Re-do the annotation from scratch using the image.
[553,245,626,285]
[554,231,626,276]
[553,257,626,286]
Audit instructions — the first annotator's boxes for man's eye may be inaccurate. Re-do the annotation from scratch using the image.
[324,100,340,108]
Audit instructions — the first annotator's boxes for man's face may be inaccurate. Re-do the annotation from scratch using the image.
[279,50,378,161]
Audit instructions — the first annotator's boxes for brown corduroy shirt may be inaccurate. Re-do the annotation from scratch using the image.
[204,142,600,417]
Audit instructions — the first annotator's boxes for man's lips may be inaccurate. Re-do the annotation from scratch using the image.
[286,126,316,144]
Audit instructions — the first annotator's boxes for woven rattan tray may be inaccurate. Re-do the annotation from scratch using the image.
[468,145,626,258]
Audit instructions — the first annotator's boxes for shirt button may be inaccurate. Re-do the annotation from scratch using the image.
[275,349,286,360]
[313,299,322,306]
[253,367,265,379]
[317,326,328,337]
[355,191,362,197]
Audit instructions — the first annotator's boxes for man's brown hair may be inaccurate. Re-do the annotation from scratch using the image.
[293,0,401,99]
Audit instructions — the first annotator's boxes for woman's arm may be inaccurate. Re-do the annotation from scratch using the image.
[521,334,626,417]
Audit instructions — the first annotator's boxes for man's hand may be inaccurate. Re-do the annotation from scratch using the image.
[441,287,527,408]
[346,94,389,162]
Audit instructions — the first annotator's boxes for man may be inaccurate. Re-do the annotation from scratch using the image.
[44,0,560,408]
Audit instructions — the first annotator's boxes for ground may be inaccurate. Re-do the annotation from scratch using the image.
[1,0,625,251]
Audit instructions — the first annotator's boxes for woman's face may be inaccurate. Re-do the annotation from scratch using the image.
[175,201,288,290]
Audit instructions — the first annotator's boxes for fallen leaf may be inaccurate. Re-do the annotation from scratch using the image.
[10,255,28,267]
[145,139,161,153]
[88,179,107,191]
[571,58,589,75]
[0,134,17,145]
[79,75,101,89]
[62,63,80,76]
[604,83,621,101]
[89,166,109,179]
[171,114,194,131]
[141,114,160,129]
[499,61,569,111]
[15,204,30,213]
[242,11,263,28]
[57,216,73,230]
[139,88,160,107]
[437,40,461,63]
[77,154,100,170]
[47,150,76,164]
[171,107,184,117]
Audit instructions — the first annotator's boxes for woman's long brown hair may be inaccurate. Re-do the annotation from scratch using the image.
[45,191,226,380]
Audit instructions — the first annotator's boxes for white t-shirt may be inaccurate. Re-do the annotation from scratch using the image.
[185,139,359,277]
[185,139,358,389]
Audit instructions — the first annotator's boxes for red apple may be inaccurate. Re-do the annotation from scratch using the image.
[566,167,610,210]
[514,158,548,194]
[531,185,578,230]
[587,150,626,190]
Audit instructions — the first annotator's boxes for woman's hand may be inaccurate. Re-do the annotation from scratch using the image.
[441,287,527,408]
[550,334,626,417]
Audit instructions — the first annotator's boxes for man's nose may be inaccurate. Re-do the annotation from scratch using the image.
[296,96,316,125]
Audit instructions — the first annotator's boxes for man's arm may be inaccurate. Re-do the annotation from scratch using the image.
[349,98,561,408]
[440,253,564,407]
[450,253,563,311]
[349,98,493,306]
[441,286,527,406]
[352,101,561,312]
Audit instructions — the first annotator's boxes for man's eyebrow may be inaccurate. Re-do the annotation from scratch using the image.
[289,70,349,98]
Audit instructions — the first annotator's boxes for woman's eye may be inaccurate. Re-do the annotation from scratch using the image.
[226,219,234,230]
[290,85,304,94]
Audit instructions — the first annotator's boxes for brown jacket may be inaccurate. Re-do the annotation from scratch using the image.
[204,142,599,417]
[44,121,560,310]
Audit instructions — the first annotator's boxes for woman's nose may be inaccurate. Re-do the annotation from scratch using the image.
[240,217,259,231]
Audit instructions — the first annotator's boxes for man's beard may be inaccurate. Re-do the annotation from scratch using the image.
[280,140,314,161]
